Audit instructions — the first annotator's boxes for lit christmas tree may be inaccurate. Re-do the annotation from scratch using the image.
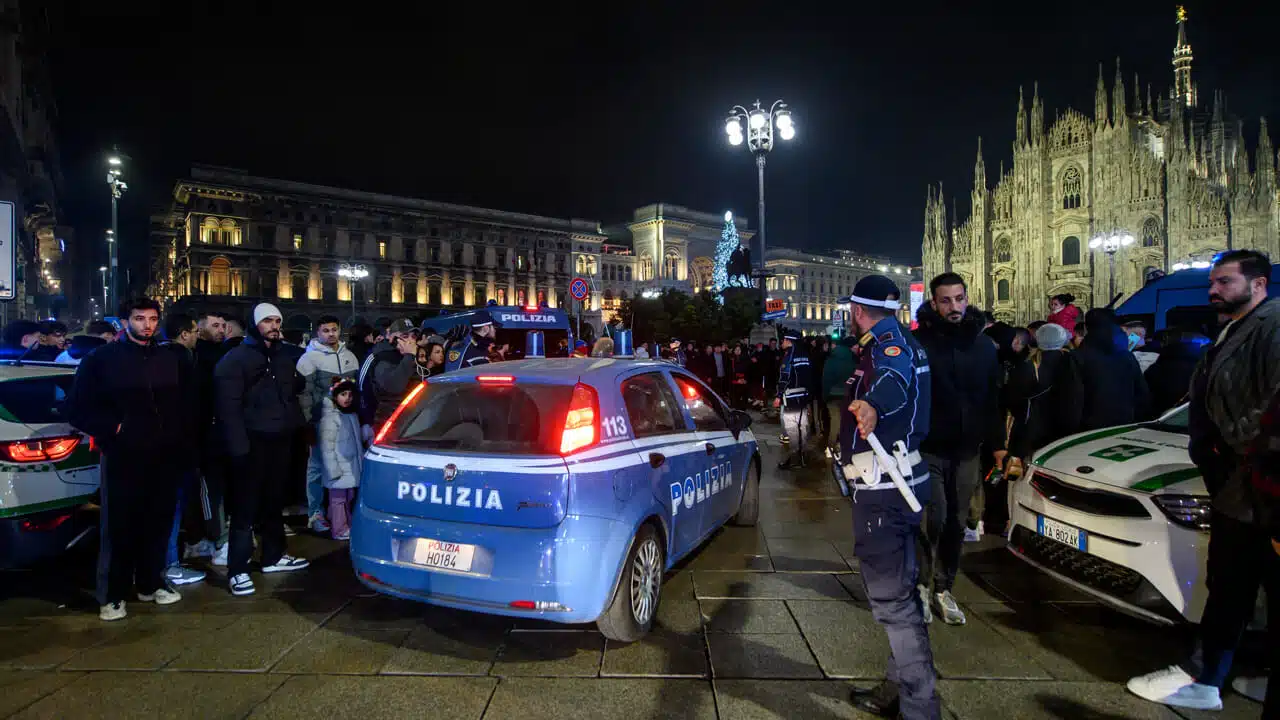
[714,211,739,300]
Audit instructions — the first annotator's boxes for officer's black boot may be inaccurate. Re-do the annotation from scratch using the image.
[849,680,900,718]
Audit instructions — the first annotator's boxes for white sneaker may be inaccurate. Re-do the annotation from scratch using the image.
[1231,676,1267,703]
[963,527,981,543]
[261,555,310,573]
[308,513,331,533]
[99,601,126,621]
[229,573,256,596]
[211,543,228,567]
[932,590,966,625]
[976,520,984,537]
[183,539,214,559]
[137,587,182,605]
[918,584,933,624]
[1126,666,1223,710]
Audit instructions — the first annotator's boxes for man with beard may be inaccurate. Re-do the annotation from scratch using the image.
[69,298,195,620]
[912,273,1005,627]
[1128,250,1279,713]
[192,312,230,564]
[215,303,310,597]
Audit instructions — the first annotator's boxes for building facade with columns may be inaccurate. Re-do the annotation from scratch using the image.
[922,10,1279,325]
[766,248,919,334]
[149,166,611,330]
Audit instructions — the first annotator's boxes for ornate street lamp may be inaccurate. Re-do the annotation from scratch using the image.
[106,153,127,311]
[725,100,795,296]
[338,263,369,322]
[1089,230,1135,302]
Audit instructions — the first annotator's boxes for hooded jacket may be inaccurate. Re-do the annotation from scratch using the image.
[214,325,305,456]
[913,304,1005,459]
[297,338,360,424]
[318,395,369,489]
[67,332,196,461]
[1061,316,1151,433]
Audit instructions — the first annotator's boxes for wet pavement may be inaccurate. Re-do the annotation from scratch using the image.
[0,435,1267,719]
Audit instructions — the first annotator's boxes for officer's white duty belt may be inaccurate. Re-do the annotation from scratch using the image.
[783,388,808,397]
[843,449,924,489]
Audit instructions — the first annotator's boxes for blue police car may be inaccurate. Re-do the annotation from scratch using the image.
[351,358,760,641]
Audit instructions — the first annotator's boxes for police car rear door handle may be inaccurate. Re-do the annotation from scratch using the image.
[649,452,666,468]
[705,443,716,455]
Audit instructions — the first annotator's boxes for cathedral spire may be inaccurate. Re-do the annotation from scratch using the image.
[1146,84,1154,119]
[974,137,986,190]
[1015,86,1028,146]
[1112,58,1127,121]
[1173,6,1196,108]
[1258,118,1276,196]
[1134,72,1142,115]
[1095,64,1109,127]
[1030,82,1044,142]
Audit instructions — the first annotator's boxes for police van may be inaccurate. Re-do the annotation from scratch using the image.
[350,358,760,641]
[424,305,575,360]
[1115,261,1279,332]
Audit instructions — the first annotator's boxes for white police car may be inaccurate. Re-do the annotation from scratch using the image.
[351,358,760,641]
[0,361,100,567]
[1008,404,1219,624]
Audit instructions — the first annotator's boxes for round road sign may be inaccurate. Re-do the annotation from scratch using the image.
[569,277,590,301]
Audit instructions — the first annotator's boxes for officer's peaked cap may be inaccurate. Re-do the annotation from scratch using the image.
[781,328,800,340]
[849,275,901,310]
[472,310,493,328]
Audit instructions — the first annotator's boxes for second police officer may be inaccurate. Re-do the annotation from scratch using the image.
[443,309,496,372]
[773,328,811,470]
[838,275,940,720]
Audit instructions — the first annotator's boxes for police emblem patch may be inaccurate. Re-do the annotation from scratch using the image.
[448,350,461,362]
[883,345,902,357]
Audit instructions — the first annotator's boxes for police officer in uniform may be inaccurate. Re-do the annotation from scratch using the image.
[839,275,939,720]
[774,328,811,469]
[443,310,495,372]
[667,339,686,367]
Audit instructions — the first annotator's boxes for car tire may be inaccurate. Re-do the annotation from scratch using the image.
[597,524,663,643]
[730,459,760,526]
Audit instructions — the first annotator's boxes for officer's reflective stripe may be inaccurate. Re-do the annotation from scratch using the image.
[784,388,808,397]
[852,475,929,491]
[916,366,930,374]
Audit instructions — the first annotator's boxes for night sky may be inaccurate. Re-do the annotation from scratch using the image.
[44,2,1280,305]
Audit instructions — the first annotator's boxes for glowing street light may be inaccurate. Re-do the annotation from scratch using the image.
[724,99,796,297]
[1089,230,1135,302]
[105,151,128,311]
[338,263,369,321]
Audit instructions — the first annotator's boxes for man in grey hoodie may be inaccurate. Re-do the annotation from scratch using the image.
[296,315,360,532]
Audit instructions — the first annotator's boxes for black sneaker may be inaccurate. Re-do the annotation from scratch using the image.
[849,681,900,718]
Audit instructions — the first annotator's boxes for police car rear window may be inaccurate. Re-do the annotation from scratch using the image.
[387,382,573,455]
[0,376,74,424]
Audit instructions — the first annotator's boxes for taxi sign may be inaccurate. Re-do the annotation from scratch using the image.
[569,277,590,301]
[765,298,786,314]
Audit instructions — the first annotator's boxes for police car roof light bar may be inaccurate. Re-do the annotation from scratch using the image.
[375,381,427,445]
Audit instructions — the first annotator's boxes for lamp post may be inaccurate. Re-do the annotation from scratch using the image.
[106,154,127,312]
[1089,230,1135,303]
[99,266,108,312]
[338,263,369,322]
[724,100,795,299]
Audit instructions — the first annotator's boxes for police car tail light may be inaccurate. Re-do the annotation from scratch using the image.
[1,435,81,463]
[559,383,599,455]
[476,375,515,384]
[375,382,427,446]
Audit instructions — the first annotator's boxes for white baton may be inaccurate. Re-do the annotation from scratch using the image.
[866,432,923,513]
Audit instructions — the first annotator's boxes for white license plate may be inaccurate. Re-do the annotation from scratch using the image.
[409,539,476,573]
[1037,515,1087,551]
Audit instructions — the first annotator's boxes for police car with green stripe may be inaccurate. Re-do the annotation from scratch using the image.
[0,361,100,568]
[1008,404,1214,624]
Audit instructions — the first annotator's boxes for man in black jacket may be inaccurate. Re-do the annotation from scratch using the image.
[913,273,1006,626]
[215,303,309,597]
[190,311,229,562]
[68,297,196,621]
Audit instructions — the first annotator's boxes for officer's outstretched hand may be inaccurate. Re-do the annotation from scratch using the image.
[848,400,878,438]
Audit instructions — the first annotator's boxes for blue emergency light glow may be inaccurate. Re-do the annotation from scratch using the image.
[613,329,633,357]
[525,331,546,358]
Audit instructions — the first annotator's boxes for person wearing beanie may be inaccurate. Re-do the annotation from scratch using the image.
[318,377,370,541]
[214,301,310,597]
[1034,322,1071,352]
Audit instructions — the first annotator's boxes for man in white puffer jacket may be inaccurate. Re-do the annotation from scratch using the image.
[296,315,361,532]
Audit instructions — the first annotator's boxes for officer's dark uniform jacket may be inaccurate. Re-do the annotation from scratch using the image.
[776,343,811,408]
[445,334,493,373]
[839,315,932,504]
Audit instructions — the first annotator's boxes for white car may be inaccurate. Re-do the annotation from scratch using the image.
[1007,404,1212,625]
[0,361,100,567]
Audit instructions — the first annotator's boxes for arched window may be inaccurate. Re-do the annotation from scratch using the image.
[1061,167,1082,210]
[1142,217,1162,247]
[663,250,680,280]
[995,236,1012,263]
[624,266,632,282]
[575,255,588,275]
[209,257,231,295]
[1062,236,1081,266]
[997,278,1010,302]
[638,253,654,281]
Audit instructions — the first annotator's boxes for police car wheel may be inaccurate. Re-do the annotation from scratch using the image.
[730,460,760,527]
[597,524,663,643]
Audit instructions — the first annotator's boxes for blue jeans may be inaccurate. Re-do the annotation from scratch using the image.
[165,472,196,569]
[306,447,326,517]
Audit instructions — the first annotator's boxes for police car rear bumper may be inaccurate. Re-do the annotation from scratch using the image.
[350,503,632,624]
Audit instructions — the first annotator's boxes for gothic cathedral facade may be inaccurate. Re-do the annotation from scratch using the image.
[921,9,1279,325]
